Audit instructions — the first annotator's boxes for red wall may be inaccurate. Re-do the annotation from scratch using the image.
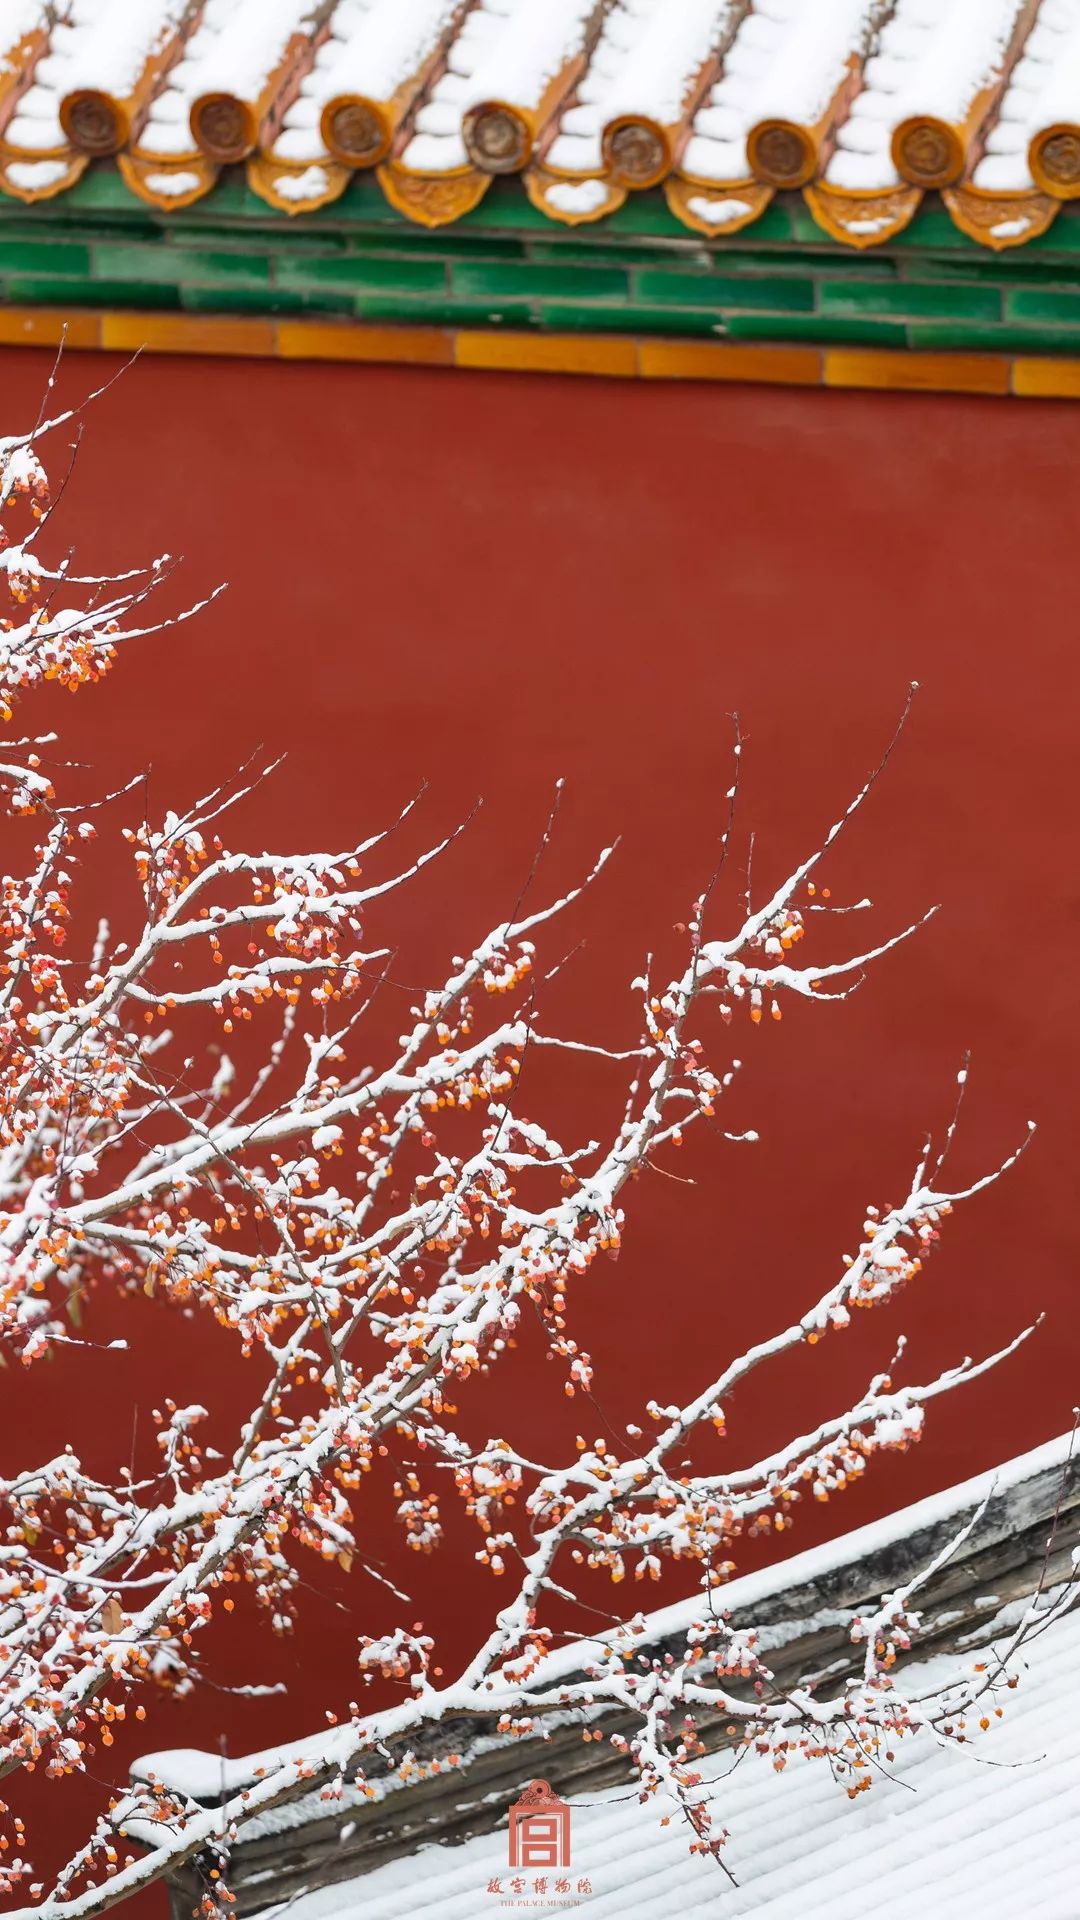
[2,349,1077,1900]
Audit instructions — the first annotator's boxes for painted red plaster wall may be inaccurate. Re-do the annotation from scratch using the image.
[1,350,1077,1903]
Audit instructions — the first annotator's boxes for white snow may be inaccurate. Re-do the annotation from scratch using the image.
[683,0,883,185]
[544,176,610,213]
[45,0,186,94]
[313,0,461,102]
[3,158,71,190]
[545,0,739,177]
[141,168,203,195]
[974,0,1080,193]
[272,163,331,201]
[0,94,64,152]
[400,0,599,174]
[827,0,1030,192]
[687,191,753,222]
[0,0,50,68]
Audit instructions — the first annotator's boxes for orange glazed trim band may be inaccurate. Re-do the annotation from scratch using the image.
[0,304,1077,399]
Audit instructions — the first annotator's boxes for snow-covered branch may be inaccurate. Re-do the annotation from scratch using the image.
[0,416,1060,1916]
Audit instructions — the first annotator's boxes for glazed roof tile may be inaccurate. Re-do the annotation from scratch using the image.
[2,0,1080,248]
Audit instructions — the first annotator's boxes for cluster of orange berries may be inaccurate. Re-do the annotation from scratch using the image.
[395,1486,441,1553]
[357,1625,433,1684]
[482,940,534,994]
[454,1446,522,1532]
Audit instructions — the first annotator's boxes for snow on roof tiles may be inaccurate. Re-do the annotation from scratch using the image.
[976,0,1080,195]
[680,0,883,189]
[544,0,741,185]
[268,0,464,169]
[0,0,1077,247]
[135,0,324,161]
[825,0,1033,192]
[0,3,51,73]
[399,0,603,176]
[5,0,191,156]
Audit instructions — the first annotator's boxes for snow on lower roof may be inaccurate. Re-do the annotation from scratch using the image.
[3,0,1079,246]
[266,1598,1080,1920]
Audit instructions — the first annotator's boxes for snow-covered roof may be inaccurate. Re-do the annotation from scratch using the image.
[138,1434,1080,1920]
[0,0,1078,251]
[277,1599,1080,1919]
